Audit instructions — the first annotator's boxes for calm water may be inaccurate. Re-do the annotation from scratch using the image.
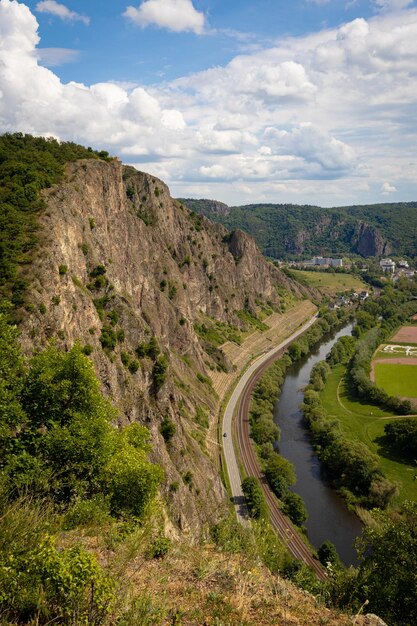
[274,324,363,566]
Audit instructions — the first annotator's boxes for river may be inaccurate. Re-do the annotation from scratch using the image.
[274,324,363,566]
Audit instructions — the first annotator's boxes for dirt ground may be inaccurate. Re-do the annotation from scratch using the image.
[390,326,417,343]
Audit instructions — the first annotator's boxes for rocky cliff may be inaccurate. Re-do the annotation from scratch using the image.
[18,158,309,537]
[183,200,409,259]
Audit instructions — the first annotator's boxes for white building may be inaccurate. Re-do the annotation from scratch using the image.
[311,256,343,268]
[380,258,395,273]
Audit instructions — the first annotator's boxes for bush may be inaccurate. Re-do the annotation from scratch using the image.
[58,264,68,275]
[241,476,268,520]
[282,491,307,526]
[153,355,168,390]
[146,536,171,559]
[264,453,295,499]
[160,417,176,442]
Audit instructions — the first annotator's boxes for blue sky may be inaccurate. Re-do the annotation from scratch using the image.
[25,1,378,85]
[1,0,417,206]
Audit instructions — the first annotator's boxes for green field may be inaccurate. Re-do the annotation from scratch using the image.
[374,363,417,398]
[320,365,417,504]
[289,270,367,296]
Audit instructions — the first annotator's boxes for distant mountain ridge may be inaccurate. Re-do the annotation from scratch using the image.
[179,199,417,259]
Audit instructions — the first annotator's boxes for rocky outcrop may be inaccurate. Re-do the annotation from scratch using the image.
[18,158,309,537]
[352,222,392,257]
[179,197,230,217]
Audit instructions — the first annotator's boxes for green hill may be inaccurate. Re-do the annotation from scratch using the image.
[180,199,417,259]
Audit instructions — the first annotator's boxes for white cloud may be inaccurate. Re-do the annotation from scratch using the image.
[1,1,417,206]
[381,181,397,193]
[123,0,205,34]
[373,0,414,12]
[264,124,357,172]
[36,1,90,26]
[37,47,79,66]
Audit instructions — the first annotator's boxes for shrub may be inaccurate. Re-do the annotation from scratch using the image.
[282,491,307,526]
[241,476,268,520]
[146,536,171,559]
[160,417,176,442]
[128,359,139,374]
[58,264,68,275]
[183,470,193,488]
[153,355,168,389]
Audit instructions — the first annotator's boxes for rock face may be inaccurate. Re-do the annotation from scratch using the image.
[179,198,230,217]
[352,222,392,257]
[19,158,309,537]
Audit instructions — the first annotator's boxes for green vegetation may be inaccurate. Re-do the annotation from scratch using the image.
[353,502,417,626]
[180,198,417,258]
[0,315,165,623]
[306,280,417,506]
[241,476,268,520]
[383,418,417,460]
[194,316,242,347]
[160,416,176,442]
[288,269,367,296]
[318,364,416,503]
[374,362,417,398]
[0,133,111,309]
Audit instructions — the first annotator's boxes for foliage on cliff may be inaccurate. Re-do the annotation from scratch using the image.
[0,132,111,308]
[0,313,164,623]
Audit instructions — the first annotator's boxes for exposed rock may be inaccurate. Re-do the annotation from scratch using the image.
[352,222,392,257]
[178,197,230,216]
[355,614,389,626]
[18,158,310,537]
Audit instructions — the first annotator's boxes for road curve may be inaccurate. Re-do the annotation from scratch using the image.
[221,313,326,580]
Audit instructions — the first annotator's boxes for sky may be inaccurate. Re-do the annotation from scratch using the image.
[0,0,417,207]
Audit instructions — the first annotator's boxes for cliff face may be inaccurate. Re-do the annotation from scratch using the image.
[352,222,392,257]
[19,158,308,536]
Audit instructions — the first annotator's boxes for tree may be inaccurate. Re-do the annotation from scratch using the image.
[0,314,26,456]
[282,491,307,526]
[318,540,342,570]
[264,453,295,499]
[356,501,417,626]
[241,476,268,520]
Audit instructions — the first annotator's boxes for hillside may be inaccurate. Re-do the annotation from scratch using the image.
[180,199,417,259]
[0,134,313,536]
[0,134,403,626]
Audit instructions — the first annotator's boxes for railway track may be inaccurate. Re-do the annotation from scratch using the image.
[234,347,326,580]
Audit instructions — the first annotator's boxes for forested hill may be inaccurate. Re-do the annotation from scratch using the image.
[180,199,417,259]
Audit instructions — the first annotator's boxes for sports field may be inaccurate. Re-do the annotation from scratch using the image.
[288,269,367,296]
[320,365,417,503]
[371,326,417,401]
[374,362,417,398]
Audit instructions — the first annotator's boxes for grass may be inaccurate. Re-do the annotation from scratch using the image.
[289,270,367,296]
[320,365,417,504]
[374,363,417,398]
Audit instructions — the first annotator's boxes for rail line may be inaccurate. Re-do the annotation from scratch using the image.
[235,346,326,580]
[222,313,326,580]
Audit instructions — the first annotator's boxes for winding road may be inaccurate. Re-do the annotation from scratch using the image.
[222,313,326,580]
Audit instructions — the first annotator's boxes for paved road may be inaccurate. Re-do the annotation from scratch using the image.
[221,313,326,579]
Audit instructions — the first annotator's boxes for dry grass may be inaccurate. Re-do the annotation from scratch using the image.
[124,542,354,626]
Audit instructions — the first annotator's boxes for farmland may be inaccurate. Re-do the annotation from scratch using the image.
[288,269,367,296]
